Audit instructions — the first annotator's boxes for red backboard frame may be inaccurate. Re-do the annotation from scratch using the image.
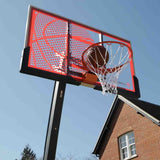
[20,6,140,98]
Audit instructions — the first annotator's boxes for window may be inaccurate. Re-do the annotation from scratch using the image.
[119,131,137,160]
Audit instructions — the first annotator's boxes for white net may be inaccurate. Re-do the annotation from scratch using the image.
[82,41,132,95]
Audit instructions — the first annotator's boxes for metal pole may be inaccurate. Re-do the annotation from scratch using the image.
[43,81,66,160]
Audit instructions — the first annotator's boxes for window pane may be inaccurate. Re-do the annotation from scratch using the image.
[119,131,136,159]
[120,135,126,143]
[120,135,126,148]
[131,149,136,156]
[130,144,136,156]
[128,132,135,144]
[129,138,135,144]
[128,132,134,139]
[120,141,126,148]
[122,148,128,159]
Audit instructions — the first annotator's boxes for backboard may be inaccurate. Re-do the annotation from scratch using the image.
[20,6,140,98]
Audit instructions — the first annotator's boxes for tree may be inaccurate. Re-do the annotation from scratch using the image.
[20,145,37,160]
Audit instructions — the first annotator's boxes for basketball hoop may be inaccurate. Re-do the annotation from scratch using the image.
[82,41,133,95]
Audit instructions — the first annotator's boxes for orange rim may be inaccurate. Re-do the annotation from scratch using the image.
[82,41,133,73]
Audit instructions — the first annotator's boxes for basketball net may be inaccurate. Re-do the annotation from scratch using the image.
[82,41,132,95]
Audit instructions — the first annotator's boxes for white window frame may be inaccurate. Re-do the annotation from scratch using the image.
[119,131,137,160]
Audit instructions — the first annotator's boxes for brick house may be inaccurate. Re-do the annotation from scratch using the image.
[93,95,160,160]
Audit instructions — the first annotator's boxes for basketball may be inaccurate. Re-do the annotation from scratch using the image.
[86,45,109,69]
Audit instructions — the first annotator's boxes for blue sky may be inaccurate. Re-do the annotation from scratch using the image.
[0,0,160,159]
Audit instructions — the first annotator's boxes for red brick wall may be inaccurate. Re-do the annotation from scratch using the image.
[99,101,160,160]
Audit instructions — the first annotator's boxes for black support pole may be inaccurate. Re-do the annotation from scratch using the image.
[43,81,66,160]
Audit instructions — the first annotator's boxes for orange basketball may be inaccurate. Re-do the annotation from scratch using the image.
[86,46,109,69]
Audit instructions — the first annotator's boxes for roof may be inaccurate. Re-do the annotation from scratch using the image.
[93,95,160,155]
[127,97,160,121]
